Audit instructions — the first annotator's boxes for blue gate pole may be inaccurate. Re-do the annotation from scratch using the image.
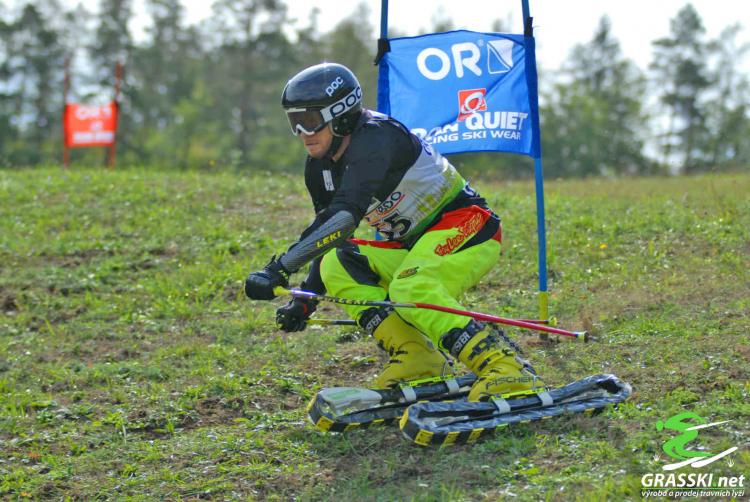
[533,158,549,322]
[373,0,389,241]
[380,0,388,39]
[521,0,549,323]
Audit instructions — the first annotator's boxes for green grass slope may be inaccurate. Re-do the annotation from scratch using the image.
[1,167,748,500]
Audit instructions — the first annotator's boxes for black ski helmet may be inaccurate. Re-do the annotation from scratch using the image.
[281,63,362,137]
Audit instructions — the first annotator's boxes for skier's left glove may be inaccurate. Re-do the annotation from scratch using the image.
[244,257,290,300]
[276,297,317,332]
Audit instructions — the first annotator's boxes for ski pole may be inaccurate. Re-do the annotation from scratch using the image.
[307,319,357,326]
[274,287,588,341]
[307,318,552,327]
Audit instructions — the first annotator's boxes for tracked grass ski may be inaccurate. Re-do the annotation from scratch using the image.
[307,372,632,446]
[400,373,632,446]
[307,374,477,432]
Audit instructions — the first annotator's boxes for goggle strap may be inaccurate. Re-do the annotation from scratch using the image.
[320,85,361,122]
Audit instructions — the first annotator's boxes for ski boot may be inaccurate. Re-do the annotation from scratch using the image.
[442,320,545,401]
[359,307,450,389]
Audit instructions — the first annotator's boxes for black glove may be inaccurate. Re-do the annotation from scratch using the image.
[276,297,317,332]
[244,257,290,300]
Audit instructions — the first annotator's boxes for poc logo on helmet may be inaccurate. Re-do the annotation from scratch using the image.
[325,76,345,97]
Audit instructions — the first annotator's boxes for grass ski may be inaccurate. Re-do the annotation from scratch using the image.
[400,374,632,446]
[307,374,477,432]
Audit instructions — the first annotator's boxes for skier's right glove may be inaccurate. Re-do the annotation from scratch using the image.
[276,297,317,332]
[244,256,290,300]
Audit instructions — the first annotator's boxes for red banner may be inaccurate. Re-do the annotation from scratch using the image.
[64,102,118,148]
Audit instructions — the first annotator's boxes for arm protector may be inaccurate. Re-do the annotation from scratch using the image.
[279,210,356,273]
[300,257,325,294]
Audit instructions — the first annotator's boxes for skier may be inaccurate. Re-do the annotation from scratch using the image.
[244,62,545,401]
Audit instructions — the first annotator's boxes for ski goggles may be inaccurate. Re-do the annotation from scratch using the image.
[286,109,328,136]
[286,85,362,136]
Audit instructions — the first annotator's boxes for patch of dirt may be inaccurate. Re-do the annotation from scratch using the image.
[48,304,87,322]
[320,342,384,388]
[1,293,18,312]
[145,244,180,258]
[120,395,265,438]
[38,248,113,268]
[103,347,141,362]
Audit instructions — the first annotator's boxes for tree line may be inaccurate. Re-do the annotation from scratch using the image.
[1,1,748,176]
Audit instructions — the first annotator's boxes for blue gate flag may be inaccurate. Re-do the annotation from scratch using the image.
[377,29,541,157]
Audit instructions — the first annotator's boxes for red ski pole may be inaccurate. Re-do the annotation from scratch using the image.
[274,287,588,341]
